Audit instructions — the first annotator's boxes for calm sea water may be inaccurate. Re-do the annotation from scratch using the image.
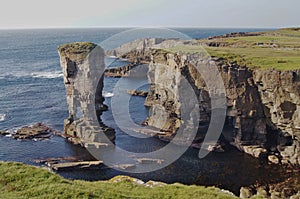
[1,28,289,194]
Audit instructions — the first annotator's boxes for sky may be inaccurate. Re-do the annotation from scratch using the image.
[0,0,299,29]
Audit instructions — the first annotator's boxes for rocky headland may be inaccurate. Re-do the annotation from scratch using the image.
[105,28,300,167]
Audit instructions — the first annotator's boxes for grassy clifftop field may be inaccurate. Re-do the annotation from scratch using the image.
[0,161,237,199]
[168,28,300,71]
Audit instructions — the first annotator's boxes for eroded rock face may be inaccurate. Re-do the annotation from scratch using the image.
[102,33,300,165]
[144,54,183,133]
[253,69,300,164]
[217,64,268,155]
[58,42,115,145]
[145,53,227,147]
[144,50,299,165]
[106,37,300,165]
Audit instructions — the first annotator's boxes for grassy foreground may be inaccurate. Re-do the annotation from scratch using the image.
[0,161,237,199]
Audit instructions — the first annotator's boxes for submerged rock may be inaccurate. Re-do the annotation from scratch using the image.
[127,89,148,97]
[136,158,164,164]
[0,130,9,136]
[207,144,225,152]
[268,155,280,164]
[48,161,103,171]
[112,164,136,170]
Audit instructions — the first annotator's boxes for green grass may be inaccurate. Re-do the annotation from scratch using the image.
[167,28,300,71]
[206,47,300,70]
[58,42,97,60]
[274,27,300,37]
[0,161,237,199]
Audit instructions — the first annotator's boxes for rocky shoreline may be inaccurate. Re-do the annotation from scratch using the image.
[239,177,300,198]
[0,123,299,197]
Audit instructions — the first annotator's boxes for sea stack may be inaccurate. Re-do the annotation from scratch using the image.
[58,42,115,145]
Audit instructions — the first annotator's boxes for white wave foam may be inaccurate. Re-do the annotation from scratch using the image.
[31,71,63,79]
[103,91,114,98]
[1,71,64,79]
[0,113,6,122]
[107,55,118,58]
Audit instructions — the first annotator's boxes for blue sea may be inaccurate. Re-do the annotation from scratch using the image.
[0,28,288,194]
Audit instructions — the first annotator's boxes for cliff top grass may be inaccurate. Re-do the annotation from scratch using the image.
[58,42,97,60]
[168,28,300,71]
[0,161,237,199]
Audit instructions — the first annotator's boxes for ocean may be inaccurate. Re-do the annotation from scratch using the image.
[0,28,288,194]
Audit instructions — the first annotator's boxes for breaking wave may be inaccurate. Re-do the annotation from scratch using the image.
[0,113,6,122]
[31,71,63,79]
[103,91,114,98]
[0,71,63,79]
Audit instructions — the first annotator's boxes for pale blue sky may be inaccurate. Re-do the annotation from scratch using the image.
[1,0,299,29]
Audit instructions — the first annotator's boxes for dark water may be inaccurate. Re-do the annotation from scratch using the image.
[0,28,289,194]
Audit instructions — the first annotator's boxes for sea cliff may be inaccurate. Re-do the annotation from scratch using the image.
[145,54,300,165]
[108,28,300,166]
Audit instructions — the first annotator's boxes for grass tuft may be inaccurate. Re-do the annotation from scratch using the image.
[58,42,97,61]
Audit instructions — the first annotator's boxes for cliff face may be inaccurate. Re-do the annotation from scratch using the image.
[105,33,300,165]
[58,42,115,145]
[144,54,183,134]
[253,70,300,164]
[144,51,300,165]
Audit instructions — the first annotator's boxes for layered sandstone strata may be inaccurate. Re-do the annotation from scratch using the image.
[58,42,115,145]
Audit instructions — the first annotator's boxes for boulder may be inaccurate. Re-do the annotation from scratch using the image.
[12,123,53,140]
[240,187,254,198]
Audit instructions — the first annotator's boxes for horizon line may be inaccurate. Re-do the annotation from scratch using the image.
[0,25,288,31]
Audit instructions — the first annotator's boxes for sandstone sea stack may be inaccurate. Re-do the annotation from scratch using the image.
[58,42,115,146]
